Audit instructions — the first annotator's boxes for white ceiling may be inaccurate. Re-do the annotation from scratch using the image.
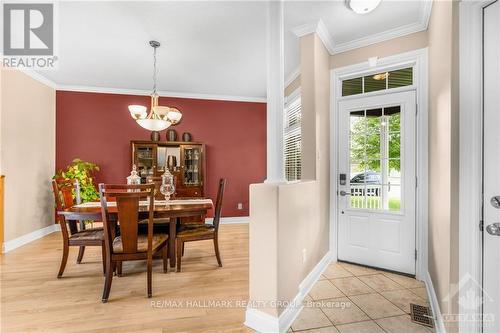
[39,1,267,101]
[34,1,431,101]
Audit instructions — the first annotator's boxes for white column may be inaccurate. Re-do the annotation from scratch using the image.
[265,0,286,183]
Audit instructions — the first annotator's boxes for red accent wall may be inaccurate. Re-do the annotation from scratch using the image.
[56,91,266,217]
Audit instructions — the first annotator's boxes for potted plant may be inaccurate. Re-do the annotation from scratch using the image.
[54,158,100,202]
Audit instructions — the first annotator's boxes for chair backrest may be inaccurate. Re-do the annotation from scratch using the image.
[52,178,80,237]
[146,176,164,200]
[213,179,226,231]
[99,183,155,255]
[52,178,80,211]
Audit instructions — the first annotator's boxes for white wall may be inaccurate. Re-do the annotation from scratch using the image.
[1,68,56,244]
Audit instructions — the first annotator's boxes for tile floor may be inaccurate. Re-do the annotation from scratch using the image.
[289,262,434,333]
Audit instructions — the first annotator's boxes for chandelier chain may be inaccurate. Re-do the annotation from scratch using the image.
[152,45,157,94]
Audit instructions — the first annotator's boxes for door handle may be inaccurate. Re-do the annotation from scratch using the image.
[339,190,351,196]
[491,196,500,209]
[486,223,500,236]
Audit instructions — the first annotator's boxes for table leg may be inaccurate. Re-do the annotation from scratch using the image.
[169,217,177,268]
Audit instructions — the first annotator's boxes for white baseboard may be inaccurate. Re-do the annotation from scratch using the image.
[244,251,333,333]
[425,271,447,333]
[298,251,333,296]
[1,218,246,254]
[245,308,281,333]
[205,216,249,224]
[2,224,60,253]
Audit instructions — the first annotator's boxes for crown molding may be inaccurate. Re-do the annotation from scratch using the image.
[18,69,58,89]
[332,20,427,54]
[315,19,336,55]
[291,0,433,55]
[291,21,319,38]
[291,19,335,54]
[285,66,300,88]
[56,84,267,103]
[332,0,432,54]
[7,68,266,103]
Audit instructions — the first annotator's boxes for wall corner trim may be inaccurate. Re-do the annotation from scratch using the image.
[458,2,488,333]
[425,271,447,333]
[285,67,300,89]
[244,251,333,333]
[2,224,60,253]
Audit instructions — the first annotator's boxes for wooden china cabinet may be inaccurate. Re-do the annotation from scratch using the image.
[131,141,206,198]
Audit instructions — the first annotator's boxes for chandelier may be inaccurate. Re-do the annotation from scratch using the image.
[128,40,182,131]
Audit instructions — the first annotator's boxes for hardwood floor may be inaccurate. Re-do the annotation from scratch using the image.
[1,224,251,333]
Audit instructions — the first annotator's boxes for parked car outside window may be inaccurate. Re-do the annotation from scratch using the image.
[350,171,381,184]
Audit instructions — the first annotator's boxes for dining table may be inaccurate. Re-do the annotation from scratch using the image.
[57,198,214,268]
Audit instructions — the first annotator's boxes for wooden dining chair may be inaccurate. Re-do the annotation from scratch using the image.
[52,179,105,278]
[175,178,226,272]
[145,175,164,200]
[99,183,168,303]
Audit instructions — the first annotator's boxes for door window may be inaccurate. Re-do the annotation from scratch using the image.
[349,106,402,211]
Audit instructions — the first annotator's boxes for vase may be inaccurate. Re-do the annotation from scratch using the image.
[167,129,177,141]
[182,132,192,142]
[150,131,160,142]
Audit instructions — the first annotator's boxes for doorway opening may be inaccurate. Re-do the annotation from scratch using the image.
[337,90,416,275]
[330,48,428,280]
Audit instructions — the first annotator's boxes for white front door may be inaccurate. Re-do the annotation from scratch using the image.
[337,90,416,275]
[483,1,500,331]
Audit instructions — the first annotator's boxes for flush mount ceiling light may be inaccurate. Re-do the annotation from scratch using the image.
[345,0,382,14]
[128,40,183,131]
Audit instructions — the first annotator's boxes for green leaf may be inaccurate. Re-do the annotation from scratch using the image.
[54,158,100,203]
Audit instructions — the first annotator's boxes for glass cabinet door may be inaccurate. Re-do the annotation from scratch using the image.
[181,145,202,186]
[134,145,156,183]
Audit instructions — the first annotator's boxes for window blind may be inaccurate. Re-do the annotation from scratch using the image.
[284,95,301,181]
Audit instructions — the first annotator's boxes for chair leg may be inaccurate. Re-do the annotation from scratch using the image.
[101,244,107,275]
[116,261,122,277]
[102,261,115,303]
[76,246,85,264]
[162,245,168,273]
[176,239,183,272]
[57,242,69,278]
[214,236,222,267]
[182,242,185,256]
[147,257,153,298]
